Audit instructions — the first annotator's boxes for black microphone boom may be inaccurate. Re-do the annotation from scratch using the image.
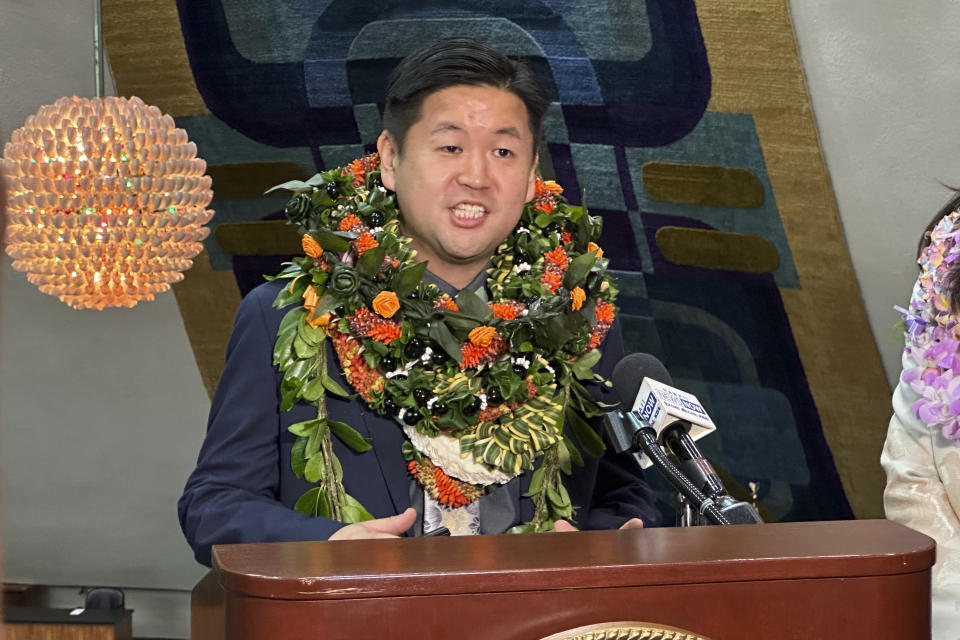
[607,353,762,526]
[620,411,731,526]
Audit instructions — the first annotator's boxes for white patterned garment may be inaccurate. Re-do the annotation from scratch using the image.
[883,349,960,640]
[423,494,481,536]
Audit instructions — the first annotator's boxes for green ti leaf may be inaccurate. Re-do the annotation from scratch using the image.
[329,420,372,452]
[288,418,324,437]
[305,419,329,458]
[273,275,310,309]
[564,405,605,458]
[314,228,353,253]
[428,321,463,362]
[273,308,303,367]
[301,375,325,402]
[304,452,325,483]
[564,250,599,289]
[356,245,387,278]
[290,436,308,478]
[524,466,546,497]
[340,493,375,523]
[264,179,312,195]
[568,348,602,381]
[394,261,428,298]
[455,289,494,322]
[321,372,352,398]
[294,486,332,518]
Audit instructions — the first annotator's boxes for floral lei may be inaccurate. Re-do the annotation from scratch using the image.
[897,205,960,441]
[269,153,619,532]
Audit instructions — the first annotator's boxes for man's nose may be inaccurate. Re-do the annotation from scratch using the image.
[458,151,490,189]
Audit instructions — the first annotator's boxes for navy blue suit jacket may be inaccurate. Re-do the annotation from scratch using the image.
[179,280,660,566]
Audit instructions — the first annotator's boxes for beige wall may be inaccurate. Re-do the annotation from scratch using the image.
[790,0,960,388]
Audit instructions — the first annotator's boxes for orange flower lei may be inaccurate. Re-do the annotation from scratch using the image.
[273,155,618,530]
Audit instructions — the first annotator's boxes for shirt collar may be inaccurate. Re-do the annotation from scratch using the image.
[421,264,490,296]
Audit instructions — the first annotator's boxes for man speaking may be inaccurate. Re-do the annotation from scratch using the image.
[178,38,659,565]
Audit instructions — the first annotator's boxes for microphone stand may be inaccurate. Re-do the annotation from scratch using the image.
[606,411,730,526]
[661,426,763,526]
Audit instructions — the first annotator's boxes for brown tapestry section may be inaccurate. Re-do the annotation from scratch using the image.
[695,0,890,518]
[103,0,240,398]
[207,162,310,200]
[171,251,241,398]
[101,0,207,117]
[643,162,765,208]
[656,227,780,273]
[215,221,301,257]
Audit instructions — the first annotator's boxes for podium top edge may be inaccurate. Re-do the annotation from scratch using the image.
[211,519,935,601]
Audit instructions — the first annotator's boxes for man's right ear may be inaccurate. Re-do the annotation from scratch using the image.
[376,131,397,191]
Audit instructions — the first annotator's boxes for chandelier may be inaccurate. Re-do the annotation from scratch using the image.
[2,96,213,309]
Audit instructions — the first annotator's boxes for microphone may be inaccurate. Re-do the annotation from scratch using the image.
[605,354,729,525]
[608,353,762,526]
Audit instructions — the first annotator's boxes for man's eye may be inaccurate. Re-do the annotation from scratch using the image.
[442,145,461,153]
[494,148,513,158]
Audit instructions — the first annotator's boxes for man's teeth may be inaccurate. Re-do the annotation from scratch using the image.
[452,204,486,219]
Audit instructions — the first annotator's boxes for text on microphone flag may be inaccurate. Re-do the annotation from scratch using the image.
[632,378,716,432]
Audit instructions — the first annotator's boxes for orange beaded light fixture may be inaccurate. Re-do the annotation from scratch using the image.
[1,96,213,309]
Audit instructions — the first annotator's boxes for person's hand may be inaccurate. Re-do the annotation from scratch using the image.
[553,517,644,532]
[328,507,417,540]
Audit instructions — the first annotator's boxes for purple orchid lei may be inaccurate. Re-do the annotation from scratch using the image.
[897,208,960,441]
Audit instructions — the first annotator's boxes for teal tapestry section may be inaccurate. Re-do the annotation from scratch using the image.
[570,144,626,211]
[625,111,800,288]
[175,114,315,166]
[176,113,315,270]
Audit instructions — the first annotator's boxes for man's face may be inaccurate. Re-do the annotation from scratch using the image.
[378,84,537,282]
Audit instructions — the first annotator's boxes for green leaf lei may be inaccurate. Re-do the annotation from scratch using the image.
[269,154,620,532]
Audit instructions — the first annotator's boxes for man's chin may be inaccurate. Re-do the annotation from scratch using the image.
[436,246,496,268]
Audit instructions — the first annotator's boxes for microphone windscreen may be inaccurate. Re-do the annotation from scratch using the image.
[611,353,673,408]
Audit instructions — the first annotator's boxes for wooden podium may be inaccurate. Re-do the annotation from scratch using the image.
[192,519,934,639]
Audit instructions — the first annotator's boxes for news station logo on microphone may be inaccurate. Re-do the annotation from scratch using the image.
[632,378,716,440]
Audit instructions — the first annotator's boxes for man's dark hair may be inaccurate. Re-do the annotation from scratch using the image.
[382,38,549,157]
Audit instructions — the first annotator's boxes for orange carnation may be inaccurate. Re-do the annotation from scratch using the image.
[353,232,379,257]
[372,290,400,318]
[301,234,323,258]
[535,178,563,196]
[437,295,459,311]
[587,241,604,258]
[339,214,362,232]
[344,153,380,188]
[368,323,402,344]
[535,200,556,214]
[570,287,586,311]
[540,270,563,293]
[468,326,497,347]
[489,302,519,320]
[460,343,486,369]
[595,301,615,324]
[544,246,568,268]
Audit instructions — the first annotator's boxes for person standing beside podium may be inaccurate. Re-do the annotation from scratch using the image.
[178,38,659,565]
[883,193,960,638]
